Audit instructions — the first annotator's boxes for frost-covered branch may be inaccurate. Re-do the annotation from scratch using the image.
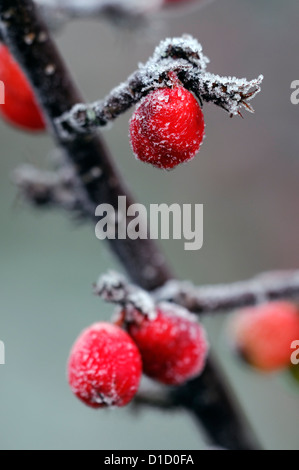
[94,271,156,318]
[94,269,299,316]
[55,35,263,138]
[13,164,86,213]
[154,271,299,313]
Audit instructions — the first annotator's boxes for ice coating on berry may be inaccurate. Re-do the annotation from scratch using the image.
[128,305,209,385]
[67,322,142,408]
[0,44,46,131]
[129,86,205,170]
[229,302,299,372]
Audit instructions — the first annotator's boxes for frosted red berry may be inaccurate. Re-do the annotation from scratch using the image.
[67,322,142,408]
[129,85,205,170]
[0,44,46,131]
[228,302,299,372]
[127,304,209,385]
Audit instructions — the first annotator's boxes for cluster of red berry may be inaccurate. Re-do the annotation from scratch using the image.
[228,301,299,373]
[67,304,209,408]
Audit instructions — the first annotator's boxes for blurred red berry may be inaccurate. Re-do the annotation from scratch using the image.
[68,322,142,408]
[0,44,46,131]
[129,85,205,169]
[228,302,299,372]
[127,304,209,385]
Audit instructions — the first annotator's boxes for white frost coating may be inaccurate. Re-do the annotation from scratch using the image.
[95,270,156,318]
[153,279,191,302]
[197,72,264,115]
[150,35,210,71]
[133,35,209,96]
[157,301,197,323]
[128,291,156,320]
[95,270,127,303]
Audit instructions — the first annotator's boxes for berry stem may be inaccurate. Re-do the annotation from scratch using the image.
[0,0,259,450]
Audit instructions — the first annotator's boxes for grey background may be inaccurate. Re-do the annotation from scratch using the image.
[1,0,299,450]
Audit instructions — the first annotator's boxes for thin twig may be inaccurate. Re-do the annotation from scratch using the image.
[93,269,299,315]
[13,164,84,212]
[94,271,156,319]
[154,271,299,313]
[54,36,263,137]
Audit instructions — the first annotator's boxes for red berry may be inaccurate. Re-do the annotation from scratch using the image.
[0,44,46,131]
[228,302,299,372]
[67,322,142,408]
[127,304,209,385]
[129,85,205,170]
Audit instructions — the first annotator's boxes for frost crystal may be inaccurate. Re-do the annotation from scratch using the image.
[157,301,197,323]
[150,35,210,71]
[94,271,156,318]
[127,291,156,320]
[195,72,264,116]
[94,271,127,303]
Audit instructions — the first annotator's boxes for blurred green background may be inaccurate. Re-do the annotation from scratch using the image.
[1,0,299,450]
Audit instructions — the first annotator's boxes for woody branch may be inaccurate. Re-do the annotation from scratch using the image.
[95,270,299,316]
